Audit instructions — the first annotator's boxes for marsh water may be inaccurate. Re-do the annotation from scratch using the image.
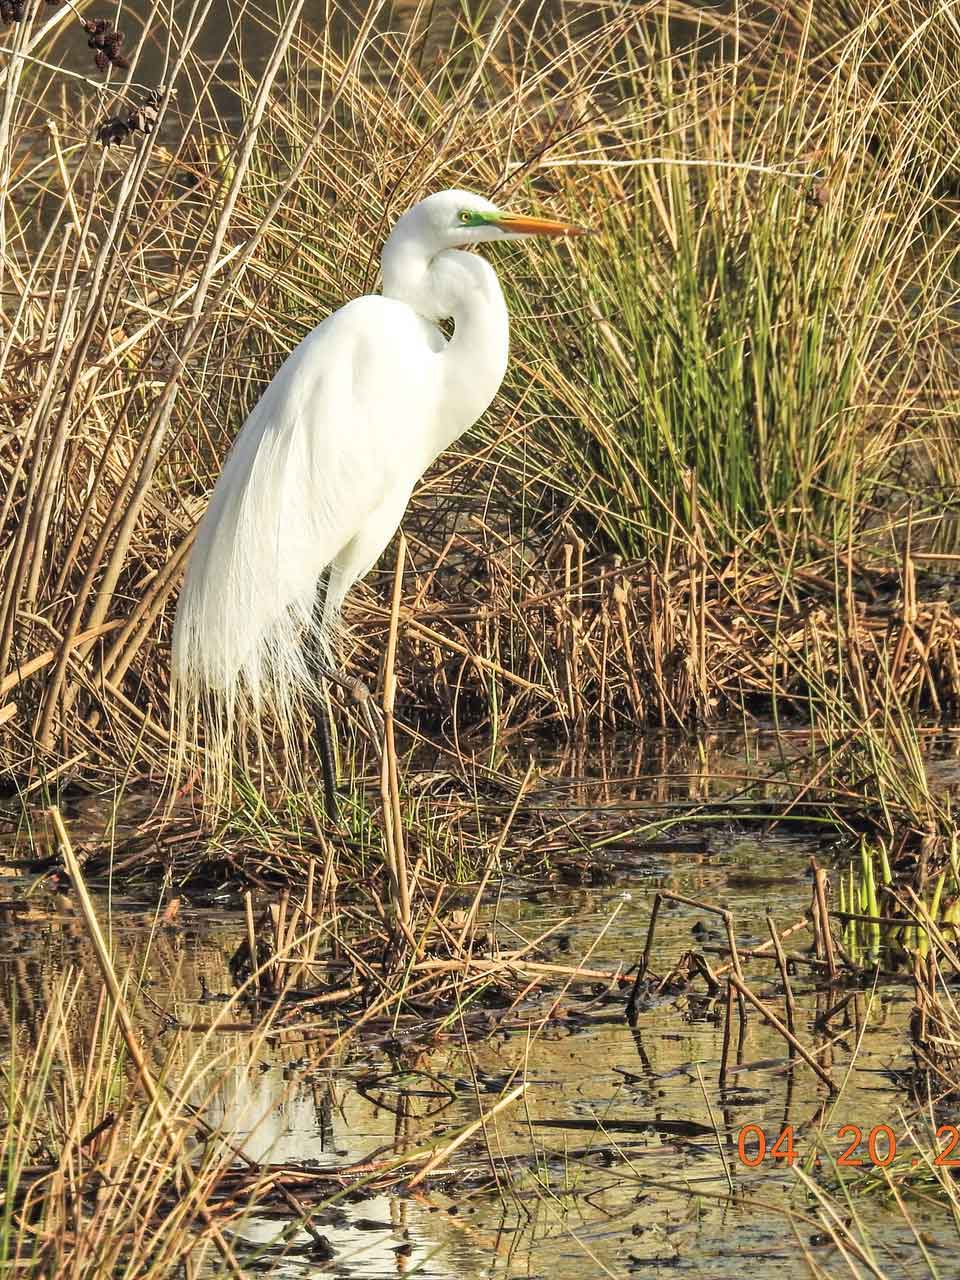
[3,728,959,1278]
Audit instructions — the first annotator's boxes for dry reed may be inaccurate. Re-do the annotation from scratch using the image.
[0,0,959,809]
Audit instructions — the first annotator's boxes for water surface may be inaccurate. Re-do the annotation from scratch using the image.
[3,729,958,1277]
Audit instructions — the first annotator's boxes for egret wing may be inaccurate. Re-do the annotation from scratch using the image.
[172,295,440,711]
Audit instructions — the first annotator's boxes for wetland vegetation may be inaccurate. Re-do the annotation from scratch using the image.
[2,0,960,1276]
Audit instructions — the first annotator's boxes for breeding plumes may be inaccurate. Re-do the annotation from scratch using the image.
[171,188,588,810]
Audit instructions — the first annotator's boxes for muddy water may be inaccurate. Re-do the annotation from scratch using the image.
[2,733,960,1278]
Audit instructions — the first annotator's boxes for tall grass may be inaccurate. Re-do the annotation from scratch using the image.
[1,0,960,787]
[499,14,960,558]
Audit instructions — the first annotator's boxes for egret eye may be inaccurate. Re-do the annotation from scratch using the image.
[458,210,472,224]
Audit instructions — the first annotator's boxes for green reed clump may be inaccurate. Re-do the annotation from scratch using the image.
[495,16,960,559]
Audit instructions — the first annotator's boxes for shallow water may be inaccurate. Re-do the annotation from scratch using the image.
[2,729,959,1278]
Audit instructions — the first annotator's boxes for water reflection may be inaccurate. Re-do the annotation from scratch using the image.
[206,1066,443,1276]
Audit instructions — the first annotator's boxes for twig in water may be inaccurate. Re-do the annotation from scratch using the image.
[695,1063,733,1195]
[729,974,836,1094]
[719,978,734,1089]
[811,858,838,981]
[407,1082,526,1188]
[767,912,797,1039]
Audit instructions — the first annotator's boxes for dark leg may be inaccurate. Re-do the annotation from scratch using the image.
[307,589,383,820]
[312,684,339,821]
[309,589,340,820]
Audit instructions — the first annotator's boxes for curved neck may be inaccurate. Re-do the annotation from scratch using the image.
[381,237,509,456]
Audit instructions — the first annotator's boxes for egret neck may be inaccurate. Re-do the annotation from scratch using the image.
[381,237,510,462]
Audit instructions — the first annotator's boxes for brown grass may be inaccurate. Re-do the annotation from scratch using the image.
[0,0,959,814]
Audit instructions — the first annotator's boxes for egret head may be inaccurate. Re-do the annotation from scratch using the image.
[395,188,590,253]
[382,188,590,320]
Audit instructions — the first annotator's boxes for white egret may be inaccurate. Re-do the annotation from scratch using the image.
[171,188,589,812]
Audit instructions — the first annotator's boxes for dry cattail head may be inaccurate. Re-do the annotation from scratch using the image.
[84,17,130,72]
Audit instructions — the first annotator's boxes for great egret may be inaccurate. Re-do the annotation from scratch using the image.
[171,188,588,813]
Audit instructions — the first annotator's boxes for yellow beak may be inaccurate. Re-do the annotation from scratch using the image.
[490,212,592,238]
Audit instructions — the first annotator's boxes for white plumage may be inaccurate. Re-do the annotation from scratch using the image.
[171,188,586,805]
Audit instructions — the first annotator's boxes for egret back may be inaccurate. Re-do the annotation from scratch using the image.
[170,296,442,806]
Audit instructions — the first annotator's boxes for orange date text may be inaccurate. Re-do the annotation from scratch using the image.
[734,1123,960,1168]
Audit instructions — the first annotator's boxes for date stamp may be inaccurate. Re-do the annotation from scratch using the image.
[735,1123,960,1168]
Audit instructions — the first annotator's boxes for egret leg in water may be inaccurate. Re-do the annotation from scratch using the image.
[170,189,589,808]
